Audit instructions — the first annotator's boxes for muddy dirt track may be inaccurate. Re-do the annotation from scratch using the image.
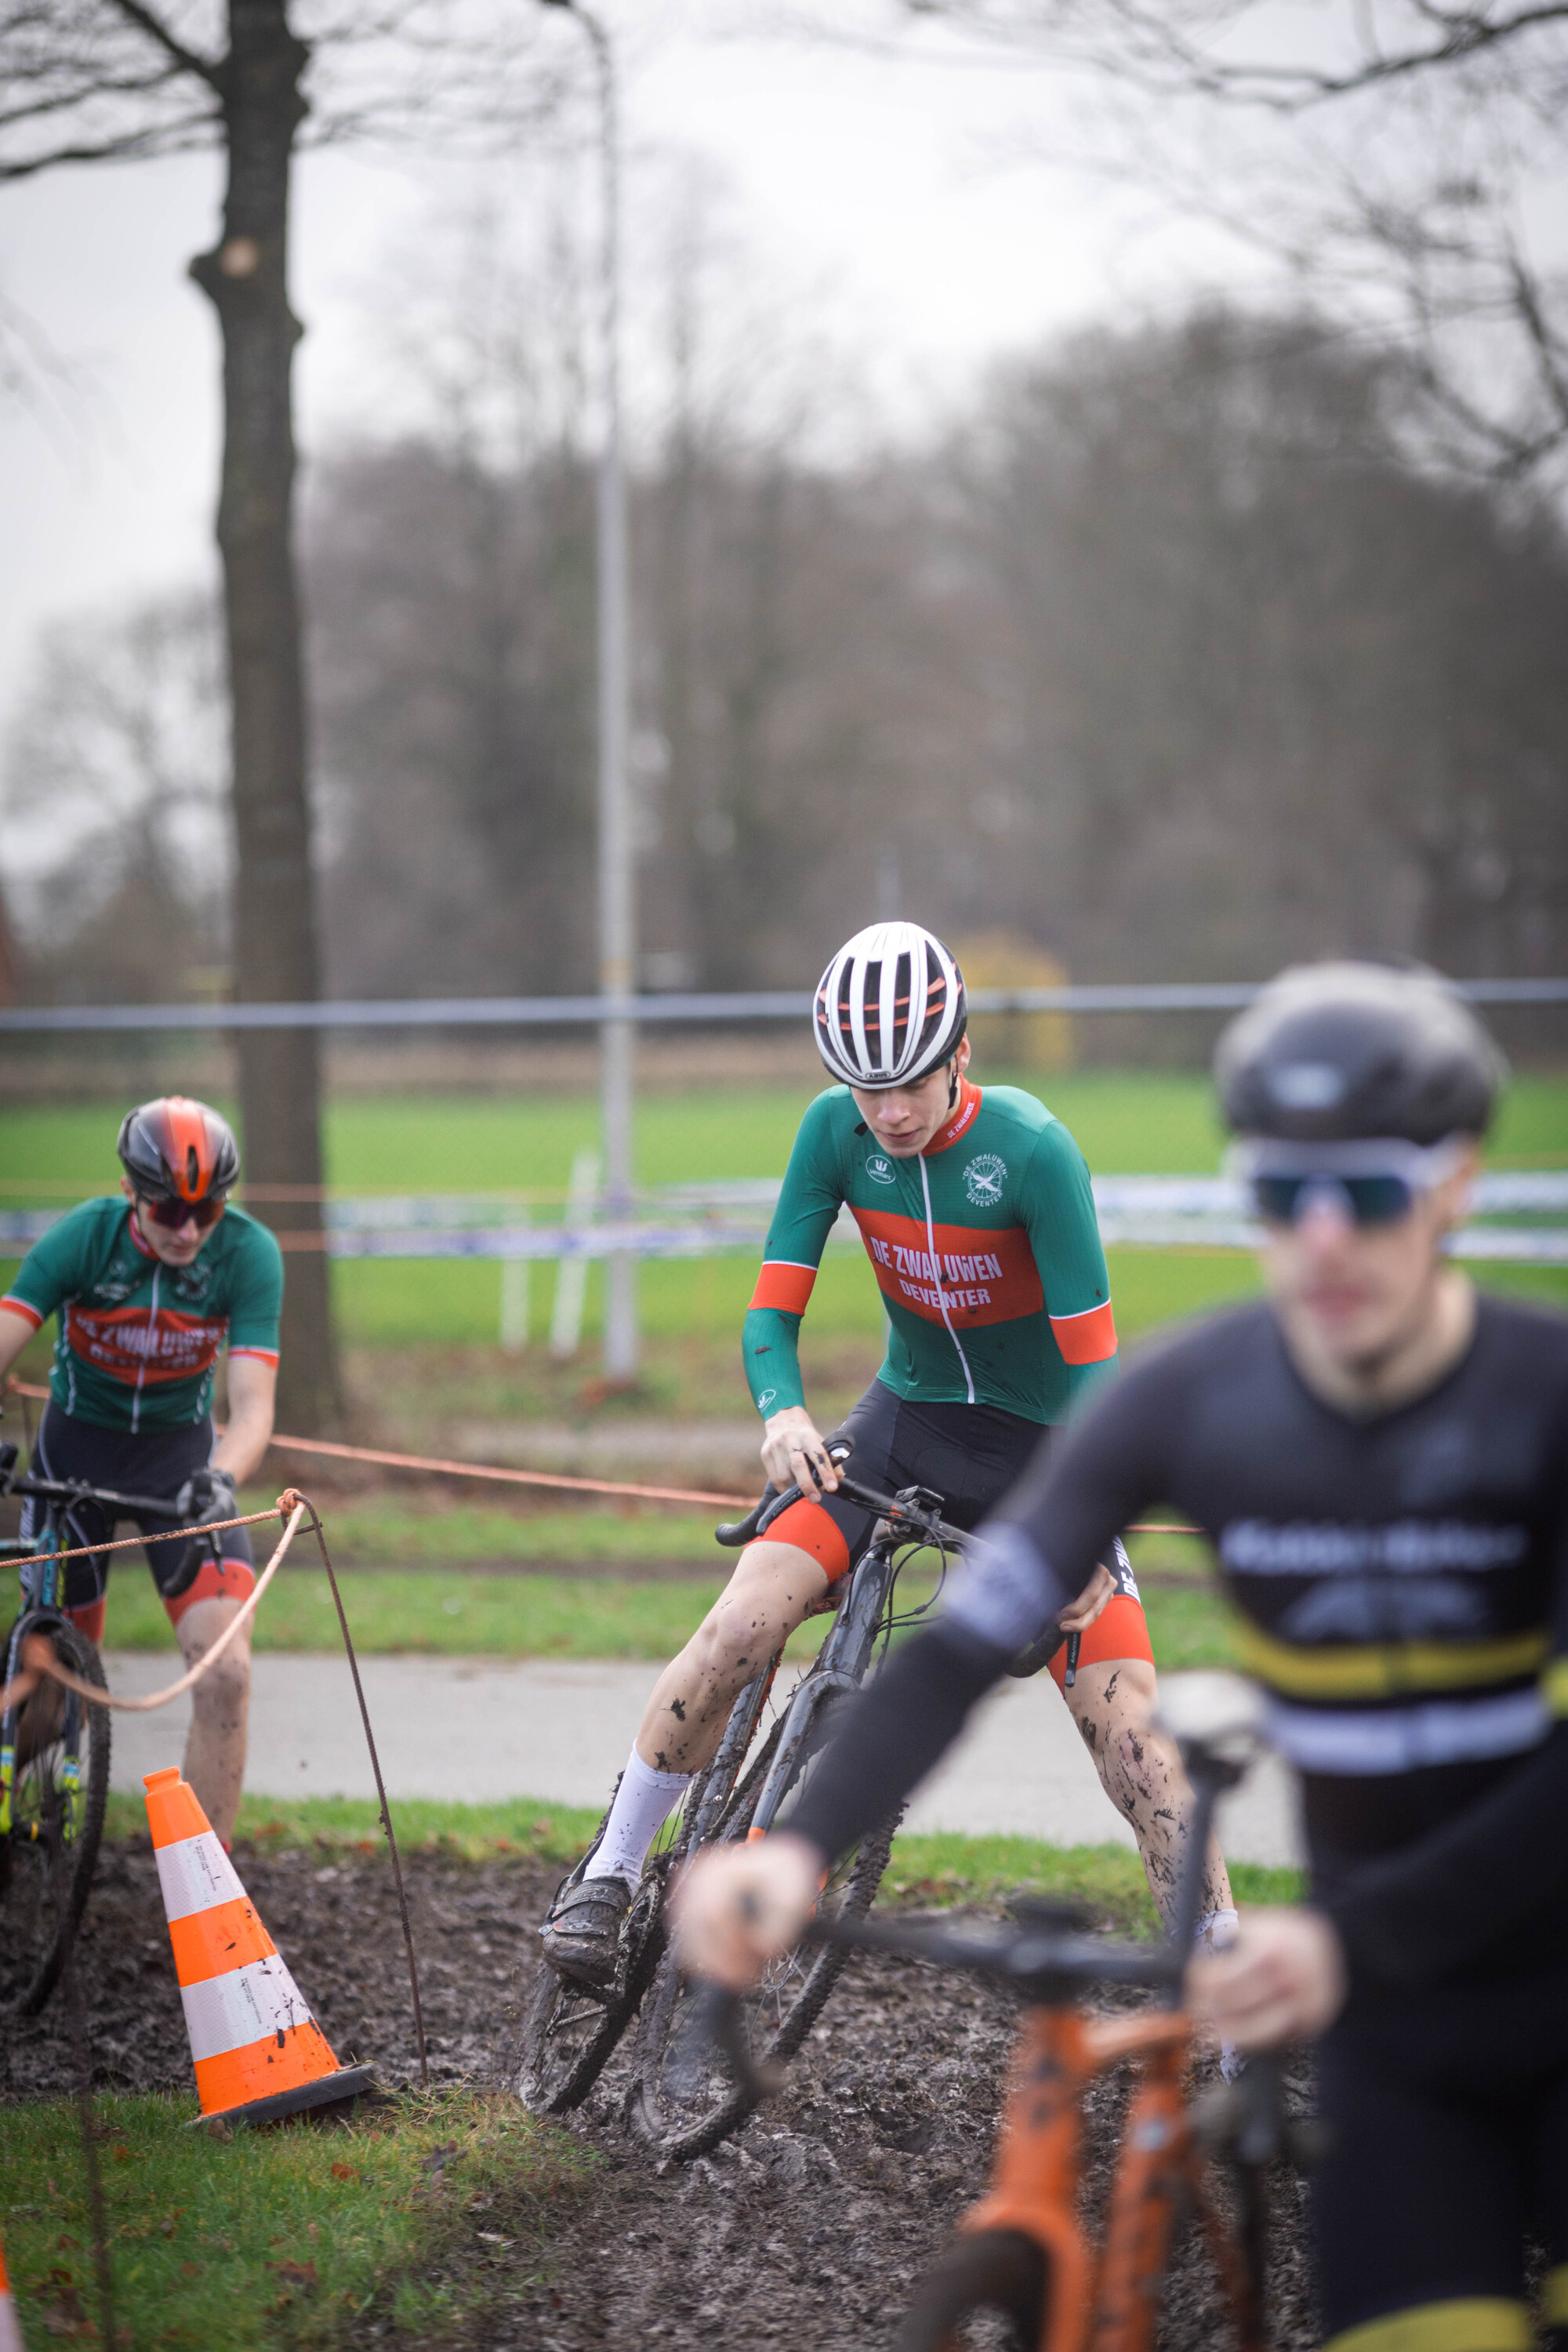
[5,1842,1318,2349]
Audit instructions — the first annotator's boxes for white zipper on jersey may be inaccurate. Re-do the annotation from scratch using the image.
[918,1154,975,1405]
[134,1266,158,1435]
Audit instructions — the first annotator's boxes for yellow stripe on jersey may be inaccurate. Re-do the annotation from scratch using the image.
[1233,1621,1550,1701]
[1326,2298,1530,2352]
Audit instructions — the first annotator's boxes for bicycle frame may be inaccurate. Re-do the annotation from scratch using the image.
[0,1455,180,1848]
[746,1499,957,1842]
[963,2000,1259,2352]
[2,1504,82,1849]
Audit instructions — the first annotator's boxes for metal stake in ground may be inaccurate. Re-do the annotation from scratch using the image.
[61,1909,115,2350]
[299,1499,429,2088]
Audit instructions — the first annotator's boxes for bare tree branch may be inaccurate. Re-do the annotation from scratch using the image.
[103,0,222,90]
[901,1,1568,107]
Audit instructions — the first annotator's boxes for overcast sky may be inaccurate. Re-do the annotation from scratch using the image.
[0,1,1279,748]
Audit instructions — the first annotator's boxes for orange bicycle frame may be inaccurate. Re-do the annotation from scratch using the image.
[960,2002,1261,2352]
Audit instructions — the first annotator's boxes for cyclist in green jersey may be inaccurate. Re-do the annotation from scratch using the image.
[0,1098,282,1845]
[542,924,1234,1985]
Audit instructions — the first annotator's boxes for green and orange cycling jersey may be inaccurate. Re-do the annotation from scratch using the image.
[2,1196,283,1433]
[744,1078,1116,1427]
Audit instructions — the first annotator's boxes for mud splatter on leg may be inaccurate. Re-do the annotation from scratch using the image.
[1062,1659,1233,1933]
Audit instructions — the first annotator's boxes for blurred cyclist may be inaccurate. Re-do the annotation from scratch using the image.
[677,961,1568,2352]
[0,1098,282,1846]
[543,922,1234,1984]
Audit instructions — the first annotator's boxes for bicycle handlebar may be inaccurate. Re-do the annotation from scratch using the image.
[0,1443,186,1521]
[715,1438,970,1555]
[809,1903,1185,1998]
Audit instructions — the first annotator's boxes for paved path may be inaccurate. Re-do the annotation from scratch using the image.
[105,1651,1302,1867]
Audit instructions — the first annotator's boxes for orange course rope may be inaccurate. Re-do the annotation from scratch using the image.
[4,1377,1201,1533]
[0,1497,307,1716]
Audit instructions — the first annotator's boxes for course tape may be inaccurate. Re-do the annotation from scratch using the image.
[0,1498,306,1716]
[3,1377,1202,1531]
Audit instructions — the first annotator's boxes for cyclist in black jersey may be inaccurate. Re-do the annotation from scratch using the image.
[677,960,1568,2352]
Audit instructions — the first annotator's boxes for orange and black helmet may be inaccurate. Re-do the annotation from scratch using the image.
[117,1097,240,1205]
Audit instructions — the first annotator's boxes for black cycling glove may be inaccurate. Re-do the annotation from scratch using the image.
[175,1465,239,1526]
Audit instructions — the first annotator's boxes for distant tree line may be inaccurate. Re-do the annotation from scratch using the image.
[7,302,1568,1007]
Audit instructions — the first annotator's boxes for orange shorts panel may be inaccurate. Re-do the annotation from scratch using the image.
[760,1497,852,1584]
[1048,1592,1153,1690]
[165,1552,256,1628]
[67,1599,108,1647]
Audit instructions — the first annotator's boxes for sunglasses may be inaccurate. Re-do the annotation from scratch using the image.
[1234,1135,1467,1232]
[1250,1172,1419,1229]
[140,1192,228,1232]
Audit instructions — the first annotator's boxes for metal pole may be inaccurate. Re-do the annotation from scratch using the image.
[579,5,637,1381]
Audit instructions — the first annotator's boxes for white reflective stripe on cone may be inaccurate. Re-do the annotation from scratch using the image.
[0,2293,21,2352]
[155,1831,247,1923]
[180,1953,316,2063]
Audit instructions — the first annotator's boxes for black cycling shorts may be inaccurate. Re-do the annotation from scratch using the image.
[19,1403,256,1635]
[760,1380,1149,1680]
[1315,1966,1568,2351]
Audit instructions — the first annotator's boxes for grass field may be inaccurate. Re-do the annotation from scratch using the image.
[94,1544,1235,1666]
[0,2083,592,2350]
[2,1073,1565,1347]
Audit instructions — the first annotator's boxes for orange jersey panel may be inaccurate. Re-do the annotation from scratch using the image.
[750,1261,818,1315]
[1048,1298,1119,1366]
[65,1301,228,1387]
[849,1206,1045,1330]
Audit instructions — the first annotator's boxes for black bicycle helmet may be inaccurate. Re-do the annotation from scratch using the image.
[117,1096,241,1203]
[1214,962,1504,1144]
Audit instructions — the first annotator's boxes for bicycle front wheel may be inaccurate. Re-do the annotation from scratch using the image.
[517,1861,669,2115]
[891,2228,1048,2352]
[516,1716,785,2116]
[0,1619,111,2016]
[631,1674,899,2161]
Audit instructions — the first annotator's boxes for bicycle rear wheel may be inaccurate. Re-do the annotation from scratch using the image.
[890,2229,1047,2352]
[0,1619,111,2016]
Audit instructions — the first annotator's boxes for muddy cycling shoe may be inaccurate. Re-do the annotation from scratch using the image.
[539,1872,633,1987]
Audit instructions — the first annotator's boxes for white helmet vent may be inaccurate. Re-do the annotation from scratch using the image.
[814,923,967,1090]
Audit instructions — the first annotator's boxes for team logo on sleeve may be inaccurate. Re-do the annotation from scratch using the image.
[865,1152,897,1185]
[963,1153,1007,1206]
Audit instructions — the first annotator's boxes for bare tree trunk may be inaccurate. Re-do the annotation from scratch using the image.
[191,0,341,1434]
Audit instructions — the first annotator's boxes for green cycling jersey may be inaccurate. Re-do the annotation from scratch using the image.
[743,1077,1116,1427]
[2,1196,283,1433]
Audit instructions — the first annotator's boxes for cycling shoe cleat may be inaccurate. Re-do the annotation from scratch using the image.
[539,1872,633,1987]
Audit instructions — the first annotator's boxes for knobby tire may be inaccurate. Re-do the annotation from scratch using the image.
[0,1621,110,2017]
[630,1679,901,2161]
[890,2228,1048,2352]
[517,1715,787,2117]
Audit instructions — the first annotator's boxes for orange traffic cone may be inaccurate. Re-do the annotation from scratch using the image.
[143,1766,374,2126]
[0,2229,21,2352]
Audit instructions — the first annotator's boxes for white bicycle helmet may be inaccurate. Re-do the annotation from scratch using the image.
[814,922,967,1089]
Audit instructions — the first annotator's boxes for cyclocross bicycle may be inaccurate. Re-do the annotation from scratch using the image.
[702,1675,1312,2352]
[517,1442,978,2154]
[0,1439,183,2014]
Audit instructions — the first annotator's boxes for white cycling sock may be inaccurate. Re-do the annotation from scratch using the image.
[1194,1906,1240,1952]
[583,1748,692,1886]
